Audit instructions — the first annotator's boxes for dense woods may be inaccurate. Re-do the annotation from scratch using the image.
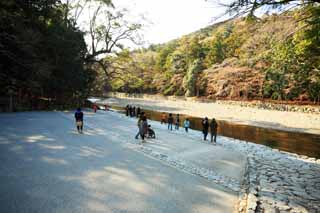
[105,6,320,103]
[0,0,93,110]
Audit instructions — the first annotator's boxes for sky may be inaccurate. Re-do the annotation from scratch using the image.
[113,0,228,46]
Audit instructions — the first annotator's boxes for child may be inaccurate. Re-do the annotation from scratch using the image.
[184,118,190,132]
[161,112,167,124]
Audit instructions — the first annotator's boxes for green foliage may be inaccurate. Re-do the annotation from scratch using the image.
[203,25,234,67]
[219,0,319,18]
[0,0,94,109]
[167,50,188,74]
[264,71,289,100]
[156,41,177,71]
[163,85,175,96]
[183,59,203,97]
[262,6,320,102]
[205,35,225,65]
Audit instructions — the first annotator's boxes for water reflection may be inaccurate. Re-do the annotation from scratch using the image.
[107,105,320,158]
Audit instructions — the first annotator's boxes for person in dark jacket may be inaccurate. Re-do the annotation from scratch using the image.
[167,113,173,131]
[74,108,84,133]
[175,114,180,130]
[210,118,218,143]
[125,105,129,116]
[136,107,141,117]
[129,105,133,117]
[132,106,136,117]
[202,117,209,140]
[140,115,148,142]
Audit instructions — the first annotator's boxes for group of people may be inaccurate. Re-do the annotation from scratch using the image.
[201,117,218,143]
[74,106,218,144]
[161,113,182,131]
[125,105,141,117]
[160,112,218,143]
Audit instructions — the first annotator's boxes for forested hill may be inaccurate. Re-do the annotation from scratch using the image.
[106,7,320,103]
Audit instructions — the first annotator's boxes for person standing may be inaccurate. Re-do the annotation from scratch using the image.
[183,118,190,133]
[210,118,218,143]
[132,106,136,117]
[175,114,180,130]
[93,104,97,113]
[74,108,84,133]
[125,105,129,116]
[167,113,173,131]
[202,117,209,140]
[136,107,141,117]
[129,105,133,117]
[161,112,167,124]
[140,115,148,142]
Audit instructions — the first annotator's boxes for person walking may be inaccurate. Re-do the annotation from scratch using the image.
[93,104,97,113]
[183,118,190,133]
[210,118,218,143]
[140,116,148,142]
[202,117,209,140]
[167,113,173,131]
[175,114,180,130]
[135,112,145,139]
[74,108,84,133]
[161,112,167,124]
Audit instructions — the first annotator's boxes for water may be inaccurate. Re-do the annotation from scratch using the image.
[106,105,320,158]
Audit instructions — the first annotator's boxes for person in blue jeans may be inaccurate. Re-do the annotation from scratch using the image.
[202,117,209,140]
[175,114,180,130]
[183,118,190,132]
[167,113,173,131]
[135,112,145,139]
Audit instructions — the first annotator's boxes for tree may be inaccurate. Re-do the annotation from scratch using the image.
[183,59,203,97]
[209,0,320,18]
[65,0,143,83]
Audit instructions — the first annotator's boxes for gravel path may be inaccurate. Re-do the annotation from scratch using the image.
[1,110,319,213]
[0,111,238,213]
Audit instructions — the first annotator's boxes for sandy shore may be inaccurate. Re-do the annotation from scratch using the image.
[97,97,320,135]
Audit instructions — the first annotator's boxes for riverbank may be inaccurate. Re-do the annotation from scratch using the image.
[96,96,320,135]
[106,92,320,114]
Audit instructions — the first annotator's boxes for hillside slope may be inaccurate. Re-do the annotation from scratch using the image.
[103,7,320,103]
